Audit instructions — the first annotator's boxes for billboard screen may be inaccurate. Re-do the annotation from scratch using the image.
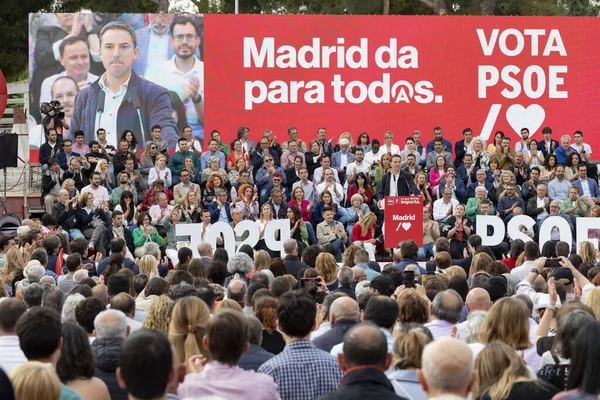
[29,14,600,162]
[206,15,600,152]
[28,13,204,161]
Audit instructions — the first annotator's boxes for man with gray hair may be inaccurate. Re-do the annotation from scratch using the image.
[62,293,85,323]
[311,292,347,340]
[238,316,275,371]
[92,309,129,399]
[456,288,492,339]
[22,283,45,308]
[313,297,359,352]
[42,286,65,314]
[197,242,213,266]
[73,269,89,286]
[282,238,307,279]
[333,267,356,300]
[227,279,247,307]
[418,338,475,399]
[424,289,464,340]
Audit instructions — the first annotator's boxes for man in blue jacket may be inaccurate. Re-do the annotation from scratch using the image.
[70,21,179,149]
[572,164,600,202]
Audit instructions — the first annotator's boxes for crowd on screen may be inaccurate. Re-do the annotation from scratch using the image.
[0,123,597,399]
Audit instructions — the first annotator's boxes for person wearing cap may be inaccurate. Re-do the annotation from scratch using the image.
[553,266,575,301]
[424,289,464,340]
[369,275,395,297]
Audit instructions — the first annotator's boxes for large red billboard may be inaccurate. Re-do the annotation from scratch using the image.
[205,15,600,150]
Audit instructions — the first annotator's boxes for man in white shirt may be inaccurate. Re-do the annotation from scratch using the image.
[510,241,540,281]
[145,15,205,142]
[0,298,28,373]
[292,168,315,204]
[571,130,592,162]
[149,192,174,237]
[433,187,459,223]
[345,148,370,184]
[81,172,110,210]
[40,36,99,104]
[316,168,344,205]
[515,127,531,154]
[364,139,386,166]
[313,154,340,184]
[132,13,174,77]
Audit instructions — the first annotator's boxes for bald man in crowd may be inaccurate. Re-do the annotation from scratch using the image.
[456,288,492,338]
[313,297,360,353]
[418,338,475,400]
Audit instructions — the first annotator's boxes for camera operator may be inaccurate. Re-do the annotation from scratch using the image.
[42,100,70,146]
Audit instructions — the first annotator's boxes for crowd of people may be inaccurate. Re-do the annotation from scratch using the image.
[0,124,596,400]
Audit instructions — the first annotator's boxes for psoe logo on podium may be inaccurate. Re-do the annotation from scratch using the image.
[384,196,423,248]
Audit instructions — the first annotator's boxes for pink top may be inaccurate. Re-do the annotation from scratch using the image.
[429,168,445,193]
[178,362,279,400]
[288,199,312,222]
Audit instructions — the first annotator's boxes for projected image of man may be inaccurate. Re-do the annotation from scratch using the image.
[145,15,204,144]
[70,21,179,149]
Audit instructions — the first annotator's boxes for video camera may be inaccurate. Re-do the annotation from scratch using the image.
[40,100,65,119]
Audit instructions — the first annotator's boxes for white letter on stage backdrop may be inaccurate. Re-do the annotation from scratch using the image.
[538,216,572,250]
[507,215,536,243]
[264,219,291,254]
[476,215,506,246]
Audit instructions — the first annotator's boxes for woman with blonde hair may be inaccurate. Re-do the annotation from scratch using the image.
[147,153,172,188]
[60,179,80,201]
[414,170,433,207]
[587,206,600,240]
[142,295,173,336]
[215,299,244,314]
[578,241,597,264]
[479,297,531,352]
[373,153,392,193]
[94,159,114,193]
[253,250,271,274]
[351,212,378,261]
[169,296,211,368]
[182,190,201,223]
[138,254,158,276]
[315,252,339,291]
[201,156,227,184]
[9,361,61,400]
[254,295,286,355]
[470,252,495,276]
[388,324,433,399]
[473,341,558,400]
[583,287,600,321]
[0,247,26,285]
[445,266,467,280]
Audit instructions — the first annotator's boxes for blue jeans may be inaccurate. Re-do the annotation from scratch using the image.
[305,222,317,245]
[337,207,349,225]
[330,239,344,262]
[69,229,85,240]
[417,243,435,261]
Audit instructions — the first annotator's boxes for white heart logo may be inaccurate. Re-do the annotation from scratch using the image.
[505,104,546,137]
[401,222,411,231]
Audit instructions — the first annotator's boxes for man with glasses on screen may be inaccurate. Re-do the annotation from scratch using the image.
[70,21,179,149]
[145,15,205,145]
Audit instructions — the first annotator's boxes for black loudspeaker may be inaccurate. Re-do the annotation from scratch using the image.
[0,133,18,169]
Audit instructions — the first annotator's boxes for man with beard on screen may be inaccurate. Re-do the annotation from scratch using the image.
[70,20,179,149]
[145,15,204,145]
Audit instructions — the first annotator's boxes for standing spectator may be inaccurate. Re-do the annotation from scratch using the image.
[170,138,201,185]
[555,135,576,166]
[0,298,28,373]
[258,291,342,400]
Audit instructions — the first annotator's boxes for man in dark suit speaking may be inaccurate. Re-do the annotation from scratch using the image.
[376,154,420,211]
[70,21,179,149]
